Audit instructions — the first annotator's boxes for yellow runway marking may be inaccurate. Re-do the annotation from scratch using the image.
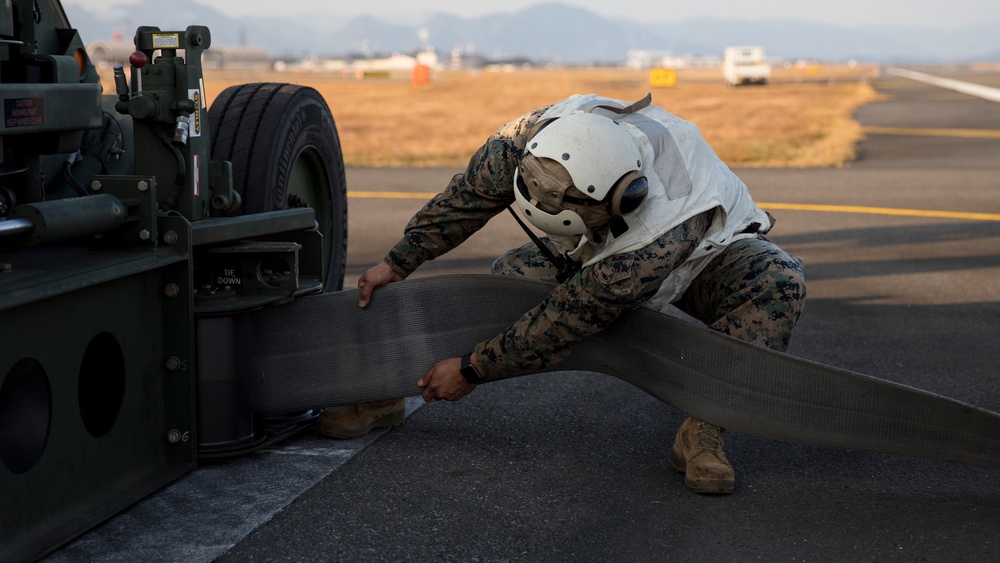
[758,202,1000,222]
[348,192,1000,222]
[863,125,1000,139]
[348,190,439,199]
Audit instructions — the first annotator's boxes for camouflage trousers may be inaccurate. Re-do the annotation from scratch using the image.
[492,235,806,353]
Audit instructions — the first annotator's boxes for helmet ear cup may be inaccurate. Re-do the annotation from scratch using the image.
[605,170,648,217]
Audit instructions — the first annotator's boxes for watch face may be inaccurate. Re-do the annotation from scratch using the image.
[461,360,482,383]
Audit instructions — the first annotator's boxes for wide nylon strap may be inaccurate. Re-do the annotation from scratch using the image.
[250,274,1000,470]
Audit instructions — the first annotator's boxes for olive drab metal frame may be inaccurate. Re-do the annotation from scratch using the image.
[0,1,332,559]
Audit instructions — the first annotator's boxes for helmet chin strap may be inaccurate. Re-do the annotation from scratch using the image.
[506,206,582,283]
[585,92,652,116]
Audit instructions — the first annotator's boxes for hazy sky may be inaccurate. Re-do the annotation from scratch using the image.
[65,0,1000,29]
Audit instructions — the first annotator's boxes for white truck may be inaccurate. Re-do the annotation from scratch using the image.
[723,46,770,86]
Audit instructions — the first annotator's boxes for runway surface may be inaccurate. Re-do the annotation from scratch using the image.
[48,68,1000,562]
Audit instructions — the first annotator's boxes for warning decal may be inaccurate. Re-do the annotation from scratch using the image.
[188,88,202,137]
[4,97,44,128]
[152,33,181,49]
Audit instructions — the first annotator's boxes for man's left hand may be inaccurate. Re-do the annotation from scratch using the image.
[418,357,477,402]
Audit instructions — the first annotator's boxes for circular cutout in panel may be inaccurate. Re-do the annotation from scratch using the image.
[0,358,52,474]
[78,332,126,438]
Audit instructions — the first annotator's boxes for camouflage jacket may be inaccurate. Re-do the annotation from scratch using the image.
[384,106,708,380]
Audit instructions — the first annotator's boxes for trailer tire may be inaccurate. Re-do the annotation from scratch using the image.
[209,83,347,292]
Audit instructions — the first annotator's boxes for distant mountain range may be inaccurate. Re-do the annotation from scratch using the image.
[64,1,1000,64]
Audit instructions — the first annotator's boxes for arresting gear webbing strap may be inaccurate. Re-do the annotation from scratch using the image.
[250,274,1000,470]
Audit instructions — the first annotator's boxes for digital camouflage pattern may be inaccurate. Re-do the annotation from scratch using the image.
[479,214,806,378]
[384,106,549,278]
[381,104,806,380]
[674,236,806,354]
[477,211,709,378]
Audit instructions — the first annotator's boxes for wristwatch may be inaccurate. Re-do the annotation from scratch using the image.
[460,352,485,384]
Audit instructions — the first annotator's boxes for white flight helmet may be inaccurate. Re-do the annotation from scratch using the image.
[514,112,647,236]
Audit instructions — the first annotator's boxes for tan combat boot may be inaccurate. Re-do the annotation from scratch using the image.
[669,416,735,494]
[315,398,406,439]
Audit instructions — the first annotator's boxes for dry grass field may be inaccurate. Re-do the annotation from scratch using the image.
[185,64,883,169]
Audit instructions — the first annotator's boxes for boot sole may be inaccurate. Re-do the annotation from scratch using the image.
[669,449,735,494]
[315,409,406,439]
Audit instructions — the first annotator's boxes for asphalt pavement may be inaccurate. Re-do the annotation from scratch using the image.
[48,68,1000,562]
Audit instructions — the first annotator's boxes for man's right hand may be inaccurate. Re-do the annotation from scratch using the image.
[357,261,404,308]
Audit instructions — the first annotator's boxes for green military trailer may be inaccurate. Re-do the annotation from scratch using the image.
[0,1,347,559]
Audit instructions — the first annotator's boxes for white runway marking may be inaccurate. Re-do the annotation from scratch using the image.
[887,67,1000,103]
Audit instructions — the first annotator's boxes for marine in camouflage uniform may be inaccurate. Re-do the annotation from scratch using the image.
[320,98,806,495]
[383,105,804,370]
